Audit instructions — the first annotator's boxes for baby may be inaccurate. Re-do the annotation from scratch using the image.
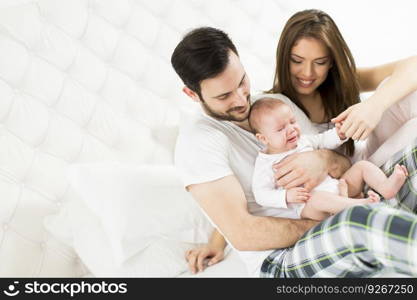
[249,97,408,221]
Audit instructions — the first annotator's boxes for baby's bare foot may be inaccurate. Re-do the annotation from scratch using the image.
[366,190,380,203]
[380,164,408,199]
[338,179,348,197]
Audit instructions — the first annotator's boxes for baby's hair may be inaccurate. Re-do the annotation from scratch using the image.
[248,97,287,133]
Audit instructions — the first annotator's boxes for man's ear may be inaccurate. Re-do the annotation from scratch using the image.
[255,133,268,146]
[183,86,201,103]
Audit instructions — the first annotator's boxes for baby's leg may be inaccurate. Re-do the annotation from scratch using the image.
[342,160,408,199]
[301,190,380,221]
[338,178,366,198]
[338,179,348,197]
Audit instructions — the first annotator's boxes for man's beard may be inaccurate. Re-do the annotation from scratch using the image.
[201,94,251,122]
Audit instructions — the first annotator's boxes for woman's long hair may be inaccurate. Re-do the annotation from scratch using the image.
[268,9,360,156]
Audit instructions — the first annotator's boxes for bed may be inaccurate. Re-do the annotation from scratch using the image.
[0,0,414,278]
[0,0,288,277]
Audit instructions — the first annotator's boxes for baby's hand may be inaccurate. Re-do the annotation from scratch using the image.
[286,187,310,204]
[335,122,346,140]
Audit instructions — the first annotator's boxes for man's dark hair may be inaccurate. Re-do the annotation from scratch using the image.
[171,27,238,99]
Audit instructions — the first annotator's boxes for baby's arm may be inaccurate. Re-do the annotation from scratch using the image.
[303,128,348,150]
[253,182,309,208]
[252,157,310,208]
[252,157,288,208]
[252,176,287,208]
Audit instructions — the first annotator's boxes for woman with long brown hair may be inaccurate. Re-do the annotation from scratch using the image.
[268,9,417,176]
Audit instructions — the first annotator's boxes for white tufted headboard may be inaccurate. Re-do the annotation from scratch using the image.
[0,0,291,277]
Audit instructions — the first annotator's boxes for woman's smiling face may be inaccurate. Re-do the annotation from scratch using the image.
[289,37,333,97]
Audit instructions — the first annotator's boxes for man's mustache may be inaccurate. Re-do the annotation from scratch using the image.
[227,95,251,113]
[227,106,246,113]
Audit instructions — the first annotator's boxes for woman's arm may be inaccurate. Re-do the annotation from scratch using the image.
[358,55,417,110]
[358,59,397,93]
[333,55,417,140]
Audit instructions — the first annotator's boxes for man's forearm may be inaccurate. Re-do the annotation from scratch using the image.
[320,149,351,179]
[234,215,318,251]
[208,228,227,250]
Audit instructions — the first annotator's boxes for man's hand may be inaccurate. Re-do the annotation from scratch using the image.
[273,151,328,191]
[286,187,310,204]
[189,175,321,251]
[273,150,351,191]
[185,244,225,274]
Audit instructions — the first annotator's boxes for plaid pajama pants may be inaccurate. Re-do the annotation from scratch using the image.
[260,138,417,278]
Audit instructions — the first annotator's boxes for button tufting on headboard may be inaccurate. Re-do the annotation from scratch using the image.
[0,0,293,276]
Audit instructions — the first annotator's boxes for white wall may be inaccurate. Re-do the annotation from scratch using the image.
[272,0,417,99]
[244,0,417,92]
[284,0,417,66]
[1,0,415,95]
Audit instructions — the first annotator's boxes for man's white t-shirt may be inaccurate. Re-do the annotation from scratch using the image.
[175,93,321,276]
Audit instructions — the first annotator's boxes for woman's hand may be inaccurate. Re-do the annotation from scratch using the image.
[273,150,329,191]
[185,245,225,274]
[331,101,384,140]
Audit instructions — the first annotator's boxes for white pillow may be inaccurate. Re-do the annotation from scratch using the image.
[45,190,193,277]
[66,163,212,265]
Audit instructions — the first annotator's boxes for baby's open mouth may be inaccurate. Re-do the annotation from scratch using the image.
[287,136,297,143]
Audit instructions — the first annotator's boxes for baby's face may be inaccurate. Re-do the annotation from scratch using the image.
[257,104,301,152]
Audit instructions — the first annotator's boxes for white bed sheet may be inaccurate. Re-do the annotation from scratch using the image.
[177,247,249,278]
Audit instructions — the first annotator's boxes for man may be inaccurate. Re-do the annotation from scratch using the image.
[171,27,417,277]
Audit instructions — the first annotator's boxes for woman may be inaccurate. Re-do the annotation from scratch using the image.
[185,9,417,274]
[269,9,417,173]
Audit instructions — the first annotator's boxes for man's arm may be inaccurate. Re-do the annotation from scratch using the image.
[188,175,318,251]
[185,228,227,273]
[274,149,351,191]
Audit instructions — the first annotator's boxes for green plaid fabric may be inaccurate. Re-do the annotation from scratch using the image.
[376,137,417,213]
[260,138,417,278]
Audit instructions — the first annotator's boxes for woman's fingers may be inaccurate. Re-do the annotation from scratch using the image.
[351,126,365,141]
[331,107,351,123]
[340,121,351,136]
[345,121,360,138]
[359,128,371,140]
